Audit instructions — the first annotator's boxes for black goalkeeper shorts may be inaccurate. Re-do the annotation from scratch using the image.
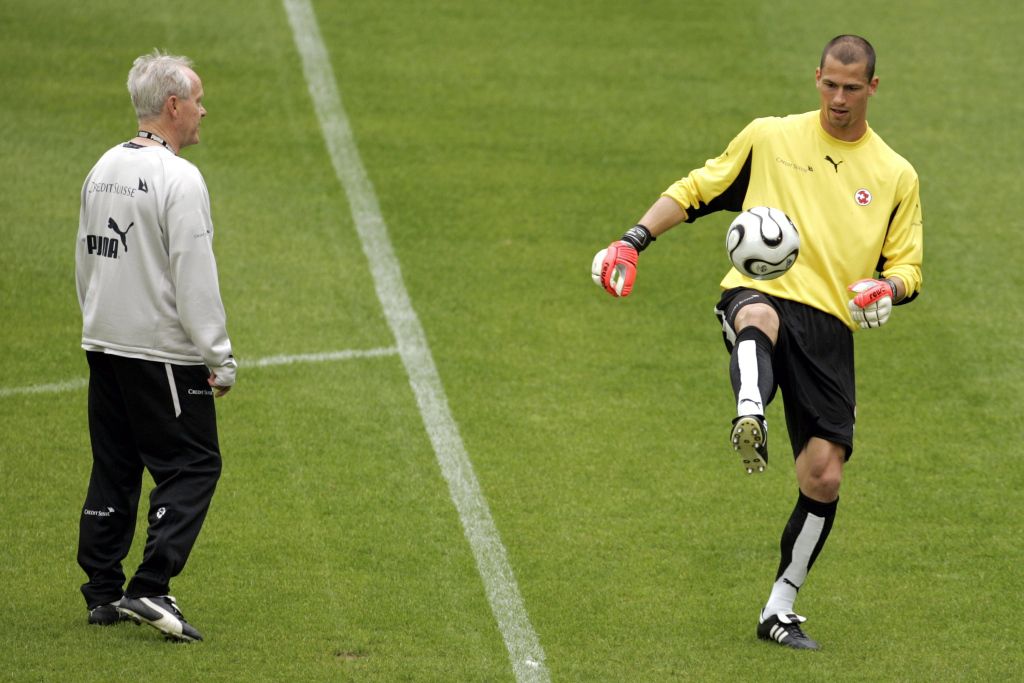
[714,287,856,460]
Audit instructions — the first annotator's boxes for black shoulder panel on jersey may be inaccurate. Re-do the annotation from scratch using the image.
[683,149,753,223]
[878,202,919,306]
[875,204,900,272]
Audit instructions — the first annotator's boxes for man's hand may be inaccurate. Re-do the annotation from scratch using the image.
[847,279,895,329]
[208,358,237,397]
[591,224,655,297]
[208,375,232,397]
[591,241,639,297]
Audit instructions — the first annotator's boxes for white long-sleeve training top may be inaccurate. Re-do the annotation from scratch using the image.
[76,142,236,385]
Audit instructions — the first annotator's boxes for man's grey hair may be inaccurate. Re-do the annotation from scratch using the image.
[127,50,195,120]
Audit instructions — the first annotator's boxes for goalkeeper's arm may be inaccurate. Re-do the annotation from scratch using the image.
[637,196,689,236]
[886,276,907,302]
[592,197,689,297]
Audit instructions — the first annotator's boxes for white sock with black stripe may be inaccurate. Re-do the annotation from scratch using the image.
[730,326,774,417]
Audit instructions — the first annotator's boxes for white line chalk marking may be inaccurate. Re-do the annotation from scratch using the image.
[283,2,549,680]
[244,346,398,367]
[0,378,89,398]
[0,347,398,398]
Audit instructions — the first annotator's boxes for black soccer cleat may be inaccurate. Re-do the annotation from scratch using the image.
[731,415,768,474]
[88,599,139,626]
[117,595,203,642]
[757,611,820,650]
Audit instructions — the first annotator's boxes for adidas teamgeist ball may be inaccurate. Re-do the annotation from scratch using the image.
[725,206,800,280]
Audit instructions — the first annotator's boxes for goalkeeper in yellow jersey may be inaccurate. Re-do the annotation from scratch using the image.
[592,35,923,650]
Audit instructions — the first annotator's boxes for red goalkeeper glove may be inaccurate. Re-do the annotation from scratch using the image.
[847,278,896,328]
[590,225,654,297]
[592,241,638,297]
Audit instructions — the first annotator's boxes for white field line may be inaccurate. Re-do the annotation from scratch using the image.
[0,378,89,398]
[0,346,398,398]
[282,2,549,680]
[244,346,397,367]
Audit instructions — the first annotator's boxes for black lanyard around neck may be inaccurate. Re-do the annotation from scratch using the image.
[137,130,174,153]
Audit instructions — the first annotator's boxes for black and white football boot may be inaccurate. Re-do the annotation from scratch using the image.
[731,414,768,474]
[757,611,820,650]
[117,595,203,642]
[87,598,139,626]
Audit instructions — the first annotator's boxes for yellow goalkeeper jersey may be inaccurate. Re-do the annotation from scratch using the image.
[662,111,923,330]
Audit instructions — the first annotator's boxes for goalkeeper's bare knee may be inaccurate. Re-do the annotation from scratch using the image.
[734,303,780,344]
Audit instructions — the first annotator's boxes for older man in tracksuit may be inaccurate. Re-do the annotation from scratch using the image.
[75,50,236,643]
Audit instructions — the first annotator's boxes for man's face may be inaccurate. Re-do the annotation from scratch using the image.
[175,69,206,148]
[815,54,877,141]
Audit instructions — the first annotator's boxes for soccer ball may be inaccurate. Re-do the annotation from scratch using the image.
[725,206,800,280]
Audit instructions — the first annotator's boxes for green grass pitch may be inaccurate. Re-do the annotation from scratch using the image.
[1,0,1022,680]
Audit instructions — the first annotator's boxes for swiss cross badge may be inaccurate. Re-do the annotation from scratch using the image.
[855,188,872,206]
